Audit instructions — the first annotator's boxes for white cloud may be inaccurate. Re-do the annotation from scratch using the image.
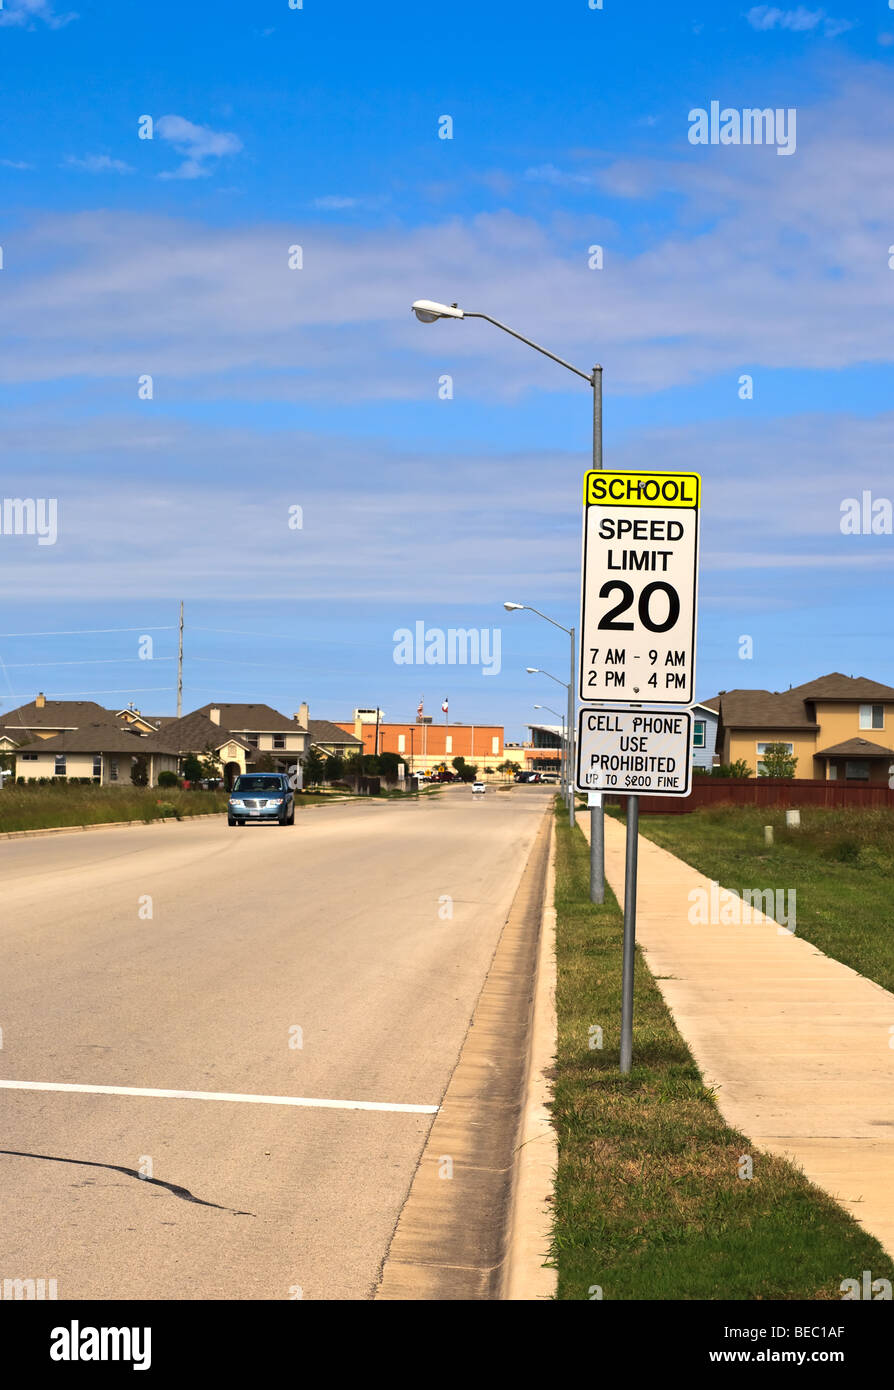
[65,155,134,174]
[312,196,361,210]
[0,0,77,27]
[1,67,893,402]
[0,158,33,170]
[155,115,243,180]
[745,6,855,37]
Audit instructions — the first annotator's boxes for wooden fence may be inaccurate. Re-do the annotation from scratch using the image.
[614,777,894,815]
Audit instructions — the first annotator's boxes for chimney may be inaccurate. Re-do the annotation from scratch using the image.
[209,707,220,725]
[35,692,45,709]
[296,701,309,728]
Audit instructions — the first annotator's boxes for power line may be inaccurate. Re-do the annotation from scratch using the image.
[0,626,176,638]
[0,658,176,669]
[0,687,177,700]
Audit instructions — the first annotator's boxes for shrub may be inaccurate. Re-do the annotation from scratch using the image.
[157,770,181,788]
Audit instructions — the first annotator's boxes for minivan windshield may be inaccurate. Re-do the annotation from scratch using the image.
[232,775,283,792]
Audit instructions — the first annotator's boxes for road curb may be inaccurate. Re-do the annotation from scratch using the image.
[501,812,558,1300]
[374,809,551,1300]
[0,812,224,840]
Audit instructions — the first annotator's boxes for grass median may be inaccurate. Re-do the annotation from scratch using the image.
[550,802,894,1300]
[622,805,894,993]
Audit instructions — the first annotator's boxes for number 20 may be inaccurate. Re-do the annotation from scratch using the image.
[597,581,680,633]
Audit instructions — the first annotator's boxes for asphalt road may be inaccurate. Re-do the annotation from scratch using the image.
[0,784,549,1300]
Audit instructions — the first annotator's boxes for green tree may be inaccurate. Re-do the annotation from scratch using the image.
[377,751,406,782]
[182,754,203,783]
[498,759,521,776]
[714,760,754,778]
[759,744,798,779]
[303,747,326,786]
[198,746,223,780]
[324,753,345,782]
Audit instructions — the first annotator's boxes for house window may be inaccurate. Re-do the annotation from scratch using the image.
[93,756,102,778]
[445,736,453,754]
[245,734,259,748]
[54,755,66,776]
[828,764,838,780]
[110,758,118,782]
[273,733,285,750]
[21,752,37,761]
[492,736,499,755]
[845,760,870,780]
[859,704,884,730]
[398,734,406,753]
[693,720,706,749]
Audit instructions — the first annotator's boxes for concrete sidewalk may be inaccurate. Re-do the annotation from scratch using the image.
[579,807,894,1258]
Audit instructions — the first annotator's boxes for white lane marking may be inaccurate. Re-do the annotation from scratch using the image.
[0,1079,438,1114]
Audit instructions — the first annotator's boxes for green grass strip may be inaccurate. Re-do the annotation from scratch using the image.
[551,803,894,1300]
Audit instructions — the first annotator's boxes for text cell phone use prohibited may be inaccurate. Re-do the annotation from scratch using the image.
[575,707,694,797]
[580,470,701,705]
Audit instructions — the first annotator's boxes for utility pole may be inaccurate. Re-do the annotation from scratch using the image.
[590,368,605,905]
[177,600,184,718]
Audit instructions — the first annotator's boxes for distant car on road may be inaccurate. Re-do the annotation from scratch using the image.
[471,781,486,794]
[228,772,294,826]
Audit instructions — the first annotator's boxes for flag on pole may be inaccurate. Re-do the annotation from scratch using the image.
[417,697,424,717]
[442,697,449,715]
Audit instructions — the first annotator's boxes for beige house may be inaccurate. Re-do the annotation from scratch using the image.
[159,702,309,785]
[13,722,180,786]
[715,674,894,783]
[4,694,310,789]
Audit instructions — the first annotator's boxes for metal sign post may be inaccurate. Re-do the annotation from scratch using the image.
[620,795,639,1074]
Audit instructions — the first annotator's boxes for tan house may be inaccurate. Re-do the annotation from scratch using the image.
[4,694,309,788]
[160,703,308,785]
[12,722,180,786]
[715,674,894,783]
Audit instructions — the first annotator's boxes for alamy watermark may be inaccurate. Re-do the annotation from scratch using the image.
[393,622,501,676]
[688,103,796,156]
[688,880,796,934]
[0,498,58,545]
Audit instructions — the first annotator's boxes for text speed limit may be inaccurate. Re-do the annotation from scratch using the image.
[579,470,701,705]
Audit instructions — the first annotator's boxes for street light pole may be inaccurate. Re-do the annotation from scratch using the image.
[533,704,567,790]
[590,367,605,905]
[412,302,600,840]
[525,662,573,828]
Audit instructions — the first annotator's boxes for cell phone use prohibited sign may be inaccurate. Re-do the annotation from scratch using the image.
[575,707,694,797]
[579,470,700,705]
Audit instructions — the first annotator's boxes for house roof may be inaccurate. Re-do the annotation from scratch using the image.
[13,722,178,755]
[815,737,894,759]
[191,702,301,733]
[307,719,362,746]
[1,700,112,741]
[788,673,894,701]
[155,712,252,755]
[718,689,819,731]
[694,697,721,713]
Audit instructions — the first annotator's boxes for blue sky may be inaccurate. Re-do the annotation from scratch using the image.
[2,0,893,739]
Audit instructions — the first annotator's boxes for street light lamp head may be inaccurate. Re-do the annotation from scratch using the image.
[411,299,464,323]
[503,601,525,611]
[526,667,539,674]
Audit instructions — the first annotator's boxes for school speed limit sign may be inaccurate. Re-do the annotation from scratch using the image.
[579,470,700,705]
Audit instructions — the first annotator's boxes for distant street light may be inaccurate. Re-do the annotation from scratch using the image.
[533,703,567,790]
